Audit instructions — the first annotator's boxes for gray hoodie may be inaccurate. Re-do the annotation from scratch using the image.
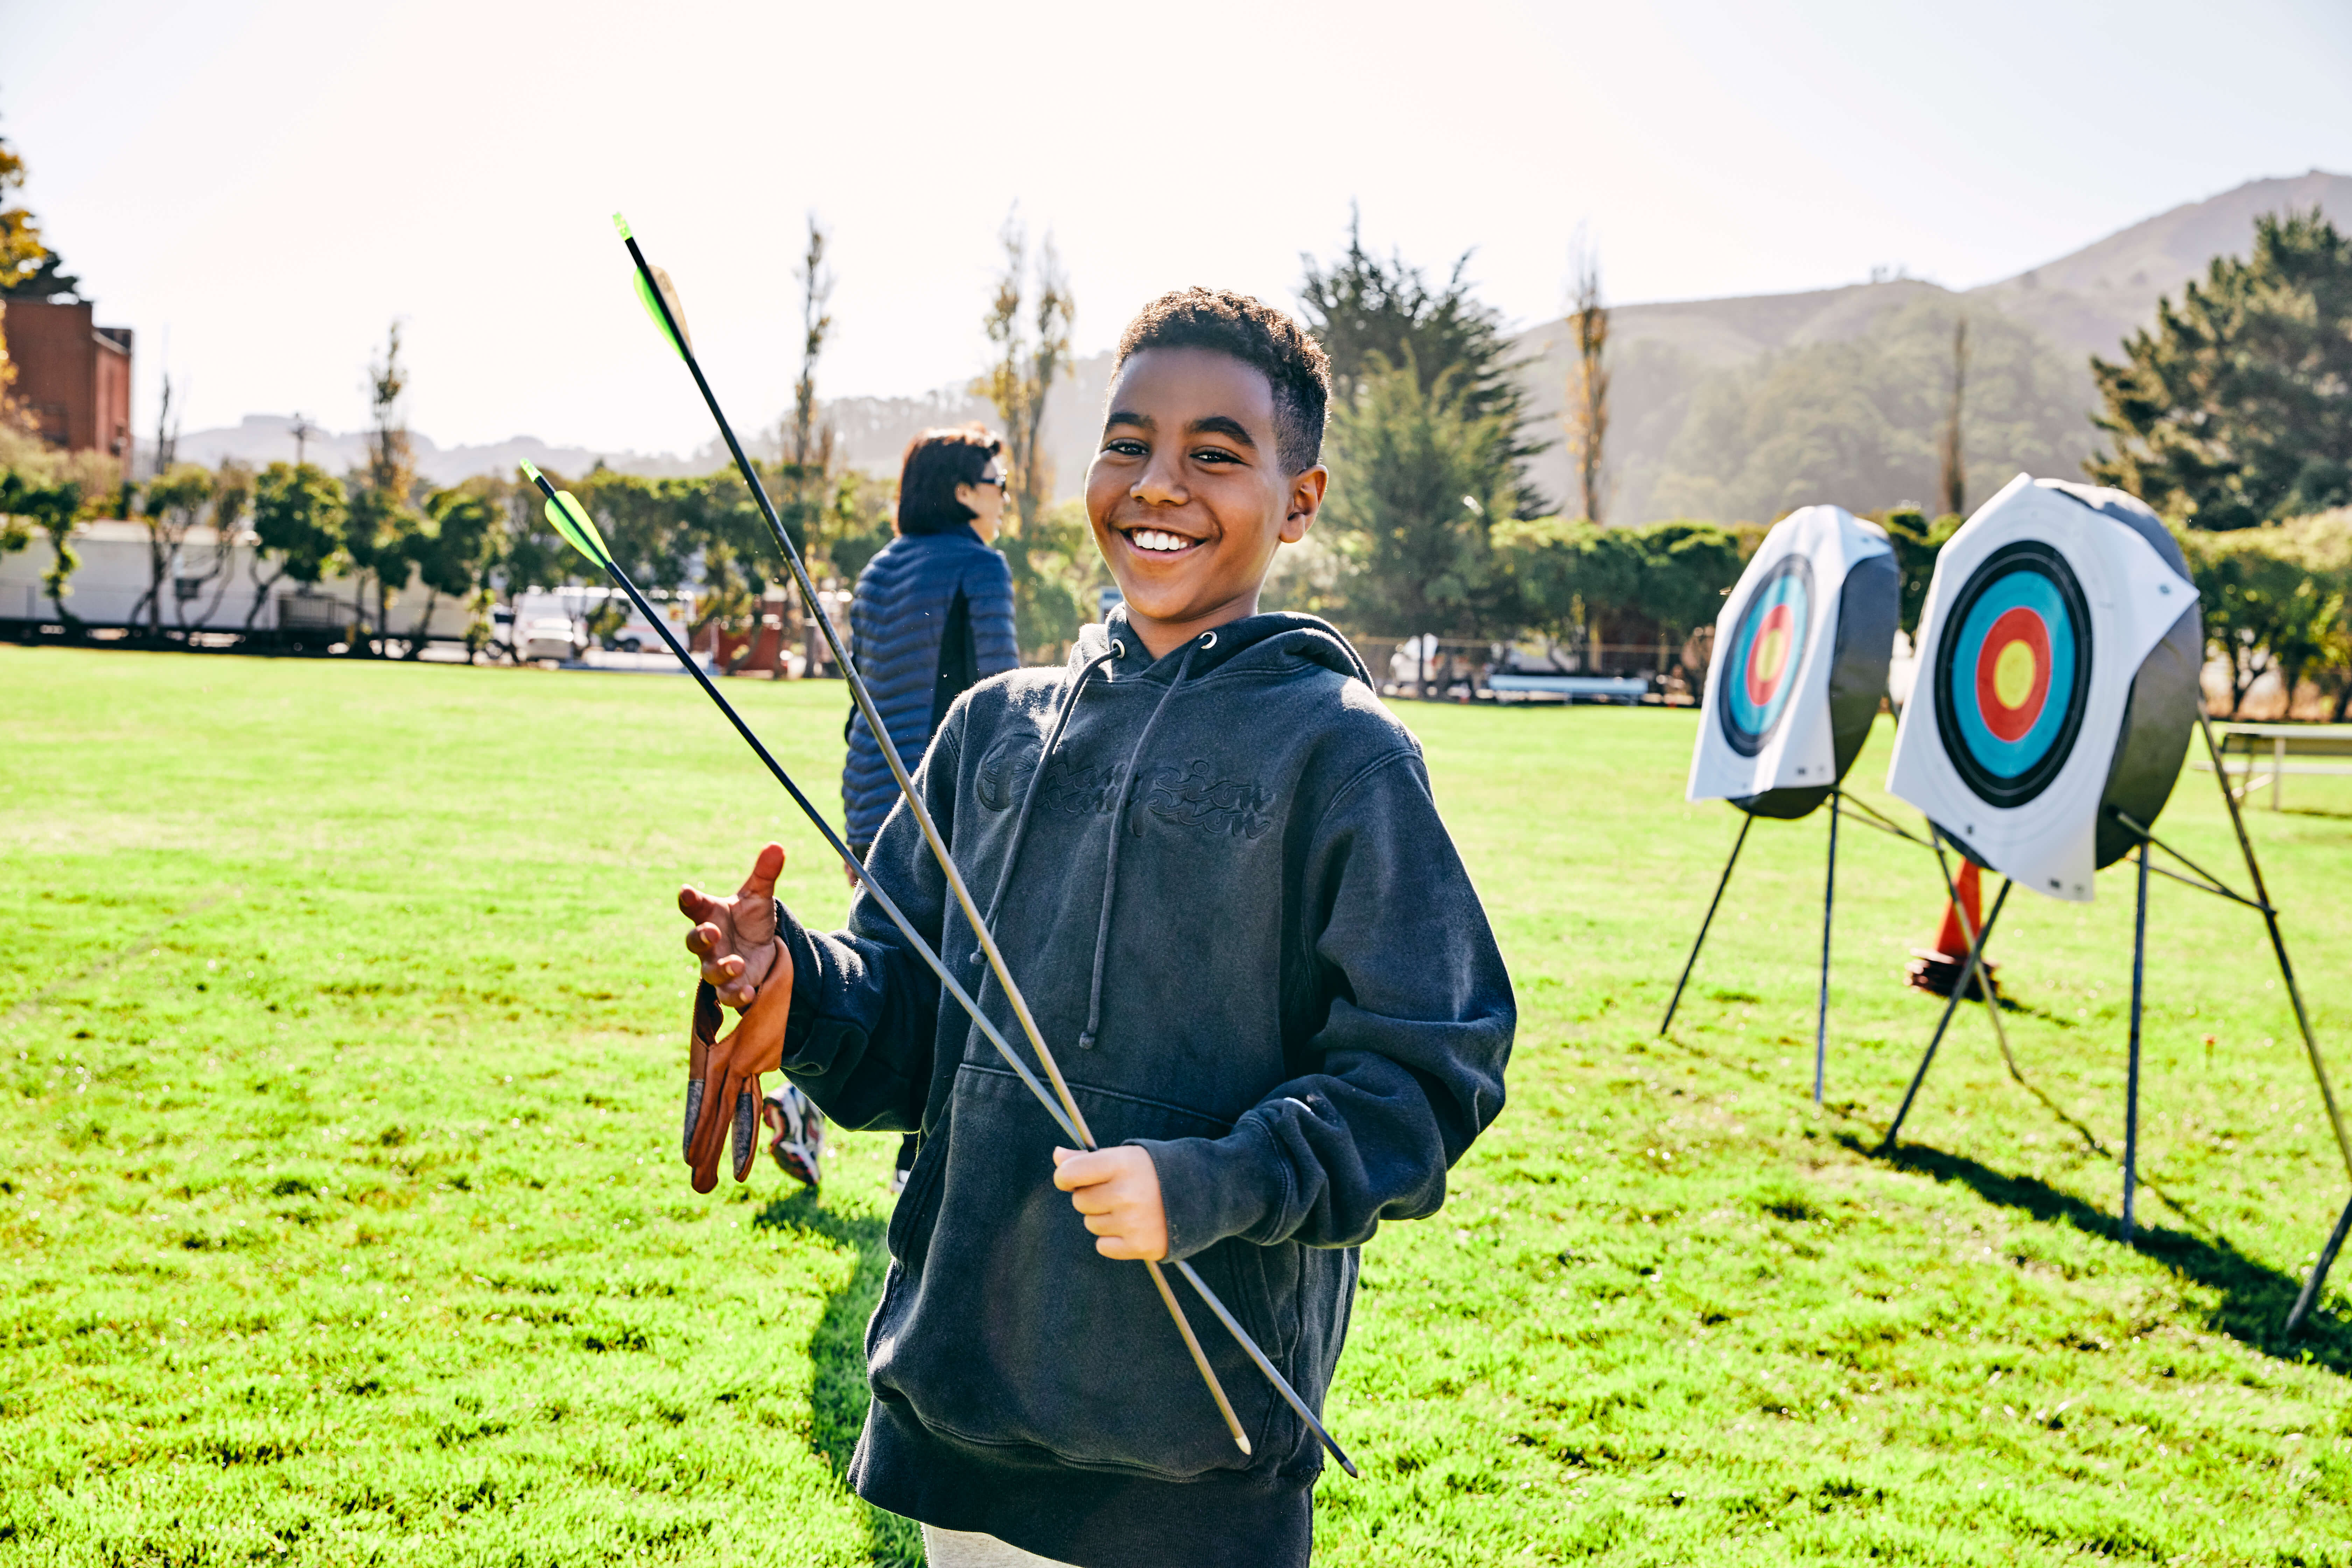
[771,609,1515,1568]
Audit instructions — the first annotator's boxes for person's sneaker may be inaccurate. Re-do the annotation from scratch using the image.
[762,1084,825,1191]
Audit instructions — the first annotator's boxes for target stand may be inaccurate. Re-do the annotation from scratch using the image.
[1876,475,2352,1335]
[1667,506,1899,1104]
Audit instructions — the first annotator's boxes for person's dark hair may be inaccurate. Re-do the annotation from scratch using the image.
[1113,288,1332,474]
[897,426,1003,536]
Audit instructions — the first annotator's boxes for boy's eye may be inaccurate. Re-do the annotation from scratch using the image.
[1191,448,1241,465]
[1102,438,1147,458]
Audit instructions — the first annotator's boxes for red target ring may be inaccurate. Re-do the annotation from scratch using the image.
[1744,602,1797,709]
[1973,606,2052,743]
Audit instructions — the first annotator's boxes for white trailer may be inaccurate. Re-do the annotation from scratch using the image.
[0,521,695,657]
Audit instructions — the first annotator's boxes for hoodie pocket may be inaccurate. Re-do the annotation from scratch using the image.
[864,1063,1308,1481]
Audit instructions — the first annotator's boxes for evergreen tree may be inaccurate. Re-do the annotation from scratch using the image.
[1298,212,1545,503]
[2091,208,2352,530]
[1321,356,1521,637]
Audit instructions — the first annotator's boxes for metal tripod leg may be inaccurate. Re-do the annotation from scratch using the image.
[1814,793,1840,1106]
[2200,710,2352,1331]
[2287,1196,2352,1337]
[1660,813,1752,1036]
[2123,841,2149,1242]
[1878,880,2013,1154]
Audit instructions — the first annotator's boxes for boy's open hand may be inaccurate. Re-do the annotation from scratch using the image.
[679,843,787,1009]
[1051,1146,1168,1261]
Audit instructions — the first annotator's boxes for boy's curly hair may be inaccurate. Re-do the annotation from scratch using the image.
[1113,288,1332,475]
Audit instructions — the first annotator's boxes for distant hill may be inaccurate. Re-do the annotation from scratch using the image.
[167,173,2348,520]
[150,414,712,486]
[1513,170,2351,524]
[1969,169,2352,359]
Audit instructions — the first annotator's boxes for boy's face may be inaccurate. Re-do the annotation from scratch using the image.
[1086,346,1328,658]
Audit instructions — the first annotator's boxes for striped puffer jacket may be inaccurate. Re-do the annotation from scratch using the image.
[841,528,1019,847]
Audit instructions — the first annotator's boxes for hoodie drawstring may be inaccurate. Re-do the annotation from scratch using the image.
[1077,639,1196,1050]
[974,640,1121,942]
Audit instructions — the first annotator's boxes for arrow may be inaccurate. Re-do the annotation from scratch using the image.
[605,218,1356,1476]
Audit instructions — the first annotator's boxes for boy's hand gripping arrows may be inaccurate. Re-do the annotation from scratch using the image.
[555,215,1358,1477]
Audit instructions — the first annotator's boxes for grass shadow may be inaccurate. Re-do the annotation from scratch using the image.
[755,1189,922,1568]
[1844,1131,2352,1372]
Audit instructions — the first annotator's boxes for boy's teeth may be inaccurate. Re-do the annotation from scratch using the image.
[1130,529,1191,553]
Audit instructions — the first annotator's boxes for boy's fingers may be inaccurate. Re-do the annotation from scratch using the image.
[1051,1150,1110,1190]
[1066,1185,1116,1216]
[737,842,785,901]
[678,885,718,922]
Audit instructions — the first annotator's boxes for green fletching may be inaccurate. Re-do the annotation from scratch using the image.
[612,212,632,239]
[543,490,609,566]
[634,265,692,359]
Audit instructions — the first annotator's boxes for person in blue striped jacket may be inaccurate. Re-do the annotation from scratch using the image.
[768,425,1020,1194]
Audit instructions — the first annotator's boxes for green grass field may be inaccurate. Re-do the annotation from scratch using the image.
[4,644,2350,1566]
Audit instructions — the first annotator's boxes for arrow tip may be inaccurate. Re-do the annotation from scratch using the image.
[519,458,544,483]
[612,212,632,239]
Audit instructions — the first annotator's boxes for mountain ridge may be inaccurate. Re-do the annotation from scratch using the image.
[161,171,2347,525]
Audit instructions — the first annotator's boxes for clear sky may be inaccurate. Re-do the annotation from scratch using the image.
[6,0,2349,458]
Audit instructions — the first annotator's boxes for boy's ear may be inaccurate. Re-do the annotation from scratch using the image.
[1280,465,1330,545]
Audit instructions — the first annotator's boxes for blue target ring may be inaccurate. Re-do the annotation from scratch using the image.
[1717,555,1813,758]
[1932,540,2092,808]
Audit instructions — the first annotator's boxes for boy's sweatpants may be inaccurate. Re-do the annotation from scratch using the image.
[920,1525,1080,1568]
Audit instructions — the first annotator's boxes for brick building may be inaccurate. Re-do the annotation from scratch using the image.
[3,298,133,475]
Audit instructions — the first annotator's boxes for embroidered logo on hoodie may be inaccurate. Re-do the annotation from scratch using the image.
[1146,759,1277,838]
[976,734,1128,818]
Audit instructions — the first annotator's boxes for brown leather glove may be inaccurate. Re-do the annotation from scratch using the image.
[684,940,792,1194]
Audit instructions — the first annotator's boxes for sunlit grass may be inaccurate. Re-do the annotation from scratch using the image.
[4,645,2348,1564]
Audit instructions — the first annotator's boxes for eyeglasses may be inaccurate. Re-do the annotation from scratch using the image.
[974,472,1009,491]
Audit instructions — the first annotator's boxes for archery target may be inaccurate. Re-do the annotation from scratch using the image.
[1933,541,2092,808]
[1887,475,2201,901]
[1689,505,1899,819]
[1720,556,1814,758]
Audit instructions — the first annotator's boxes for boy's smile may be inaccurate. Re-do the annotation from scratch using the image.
[1086,346,1328,659]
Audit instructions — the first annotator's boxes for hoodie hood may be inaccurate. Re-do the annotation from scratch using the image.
[1073,607,1376,688]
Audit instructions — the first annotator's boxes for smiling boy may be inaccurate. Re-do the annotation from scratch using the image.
[677,289,1514,1568]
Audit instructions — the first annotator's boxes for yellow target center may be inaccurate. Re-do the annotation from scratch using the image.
[1993,640,2038,709]
[1754,626,1789,685]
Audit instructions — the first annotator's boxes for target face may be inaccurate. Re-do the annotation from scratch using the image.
[1932,541,2092,807]
[1718,556,1814,757]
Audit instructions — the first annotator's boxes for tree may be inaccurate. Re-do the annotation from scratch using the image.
[134,462,214,636]
[782,215,836,665]
[1878,505,1963,637]
[189,459,253,627]
[1300,211,1545,506]
[0,131,50,296]
[1491,516,1742,671]
[345,321,422,654]
[1,425,117,618]
[405,485,502,658]
[0,470,85,621]
[246,461,346,632]
[1938,317,1969,517]
[974,212,1079,656]
[2091,208,2352,531]
[1565,237,1609,523]
[1321,354,1522,637]
[1490,514,1638,659]
[2178,526,2310,714]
